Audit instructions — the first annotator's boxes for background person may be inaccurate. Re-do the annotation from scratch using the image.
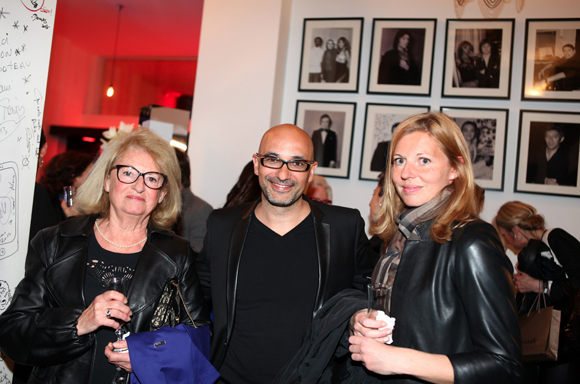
[475,39,501,88]
[311,113,338,168]
[39,150,95,222]
[0,128,210,384]
[495,201,580,384]
[335,37,351,83]
[528,125,572,186]
[305,174,332,204]
[309,36,324,83]
[321,39,337,83]
[349,112,521,383]
[223,160,262,208]
[377,29,420,85]
[454,40,479,87]
[174,148,213,253]
[536,44,580,91]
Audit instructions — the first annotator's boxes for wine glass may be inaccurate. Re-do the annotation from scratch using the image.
[368,282,392,318]
[105,277,129,353]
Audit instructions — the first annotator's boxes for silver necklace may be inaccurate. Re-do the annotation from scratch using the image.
[94,219,147,248]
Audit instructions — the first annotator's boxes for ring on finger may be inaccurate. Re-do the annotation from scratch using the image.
[106,309,111,318]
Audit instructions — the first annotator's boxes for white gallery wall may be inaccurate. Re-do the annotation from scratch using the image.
[190,0,580,264]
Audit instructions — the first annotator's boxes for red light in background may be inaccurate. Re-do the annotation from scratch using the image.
[82,137,96,143]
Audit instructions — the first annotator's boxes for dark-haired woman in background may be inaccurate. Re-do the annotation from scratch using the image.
[455,41,479,88]
[335,37,351,83]
[378,29,420,85]
[223,161,261,208]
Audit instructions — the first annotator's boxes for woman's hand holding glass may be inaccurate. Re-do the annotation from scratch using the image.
[76,288,132,336]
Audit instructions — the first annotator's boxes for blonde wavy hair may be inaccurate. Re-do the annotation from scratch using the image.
[495,201,545,233]
[372,112,478,244]
[75,127,182,230]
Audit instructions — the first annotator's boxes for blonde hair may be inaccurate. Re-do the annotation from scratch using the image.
[75,128,182,230]
[307,175,333,201]
[495,201,545,233]
[373,112,477,243]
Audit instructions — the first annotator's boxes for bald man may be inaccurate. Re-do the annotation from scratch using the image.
[196,125,377,384]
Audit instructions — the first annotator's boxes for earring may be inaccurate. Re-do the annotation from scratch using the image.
[379,203,382,207]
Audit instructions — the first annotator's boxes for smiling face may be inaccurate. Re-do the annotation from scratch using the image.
[392,131,458,208]
[461,123,477,143]
[105,148,167,220]
[254,125,317,208]
[563,46,575,59]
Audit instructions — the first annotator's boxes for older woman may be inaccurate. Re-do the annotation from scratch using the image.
[349,112,521,383]
[0,128,210,384]
[495,201,580,384]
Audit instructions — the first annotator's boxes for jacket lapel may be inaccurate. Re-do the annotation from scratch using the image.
[309,198,330,317]
[225,202,256,342]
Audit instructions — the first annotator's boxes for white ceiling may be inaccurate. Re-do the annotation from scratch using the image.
[54,0,204,58]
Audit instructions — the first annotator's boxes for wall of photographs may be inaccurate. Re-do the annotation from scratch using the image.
[275,1,580,263]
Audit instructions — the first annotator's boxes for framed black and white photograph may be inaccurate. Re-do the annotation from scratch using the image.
[516,111,580,197]
[441,107,508,191]
[298,18,363,93]
[295,100,356,178]
[522,19,580,102]
[442,19,514,99]
[367,19,437,96]
[359,104,429,181]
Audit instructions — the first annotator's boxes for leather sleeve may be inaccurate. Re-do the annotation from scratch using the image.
[179,244,211,327]
[0,230,94,366]
[448,223,522,384]
[547,228,580,292]
[195,212,214,303]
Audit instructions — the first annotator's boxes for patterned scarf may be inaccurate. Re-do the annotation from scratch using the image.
[371,187,453,313]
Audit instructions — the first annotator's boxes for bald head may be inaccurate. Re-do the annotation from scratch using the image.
[259,124,314,160]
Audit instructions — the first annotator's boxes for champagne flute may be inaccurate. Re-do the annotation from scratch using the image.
[105,277,129,353]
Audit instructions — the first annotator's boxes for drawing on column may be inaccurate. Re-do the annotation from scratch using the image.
[0,162,17,260]
[0,280,11,311]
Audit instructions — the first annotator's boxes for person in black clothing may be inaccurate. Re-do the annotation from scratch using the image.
[529,125,575,186]
[311,114,338,168]
[370,122,400,172]
[196,124,377,384]
[377,29,420,85]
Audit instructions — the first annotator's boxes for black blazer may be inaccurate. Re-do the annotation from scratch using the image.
[196,196,377,369]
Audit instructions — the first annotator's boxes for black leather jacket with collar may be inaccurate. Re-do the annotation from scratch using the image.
[0,215,210,384]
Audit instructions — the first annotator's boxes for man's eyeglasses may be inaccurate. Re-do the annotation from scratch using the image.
[255,154,314,172]
[109,165,167,190]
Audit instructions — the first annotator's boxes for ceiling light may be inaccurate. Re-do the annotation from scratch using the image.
[107,4,123,97]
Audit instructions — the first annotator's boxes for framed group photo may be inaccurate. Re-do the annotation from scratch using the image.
[298,18,363,93]
[367,19,437,96]
[515,111,580,197]
[359,104,429,181]
[442,19,514,99]
[441,107,508,191]
[295,100,356,178]
[522,19,580,102]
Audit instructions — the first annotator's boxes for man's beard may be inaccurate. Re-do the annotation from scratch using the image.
[260,176,303,207]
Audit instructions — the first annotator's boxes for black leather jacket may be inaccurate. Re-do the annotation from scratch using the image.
[388,218,522,383]
[0,215,210,384]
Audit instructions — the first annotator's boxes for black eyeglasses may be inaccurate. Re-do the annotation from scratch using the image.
[255,154,314,172]
[109,165,167,190]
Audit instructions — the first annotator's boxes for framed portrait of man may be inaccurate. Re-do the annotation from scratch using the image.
[359,103,429,181]
[516,111,580,197]
[367,19,437,96]
[298,18,363,93]
[442,19,514,99]
[441,107,508,191]
[295,100,356,178]
[522,19,580,102]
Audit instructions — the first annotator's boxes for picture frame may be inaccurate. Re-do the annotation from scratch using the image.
[442,19,514,99]
[522,19,580,102]
[367,19,437,96]
[441,107,508,191]
[359,103,429,181]
[515,110,580,197]
[298,18,364,93]
[295,100,356,179]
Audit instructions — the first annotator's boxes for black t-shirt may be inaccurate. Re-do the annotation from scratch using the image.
[84,235,140,384]
[219,214,318,384]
